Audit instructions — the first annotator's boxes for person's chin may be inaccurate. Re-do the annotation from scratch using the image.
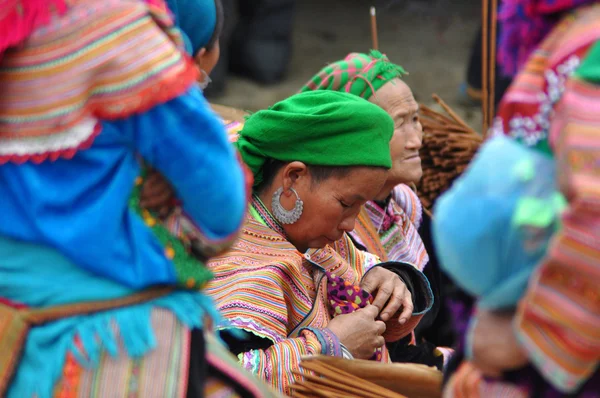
[306,238,329,250]
[399,164,423,185]
[411,170,424,184]
[315,236,340,248]
[387,170,420,187]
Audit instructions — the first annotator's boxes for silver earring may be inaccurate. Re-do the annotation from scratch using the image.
[272,187,303,225]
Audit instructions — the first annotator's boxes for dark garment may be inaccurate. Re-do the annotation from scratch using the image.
[229,0,295,84]
[387,334,444,370]
[376,261,433,317]
[203,0,237,98]
[221,329,274,356]
[203,0,295,98]
[416,212,461,348]
[187,329,208,398]
[188,329,271,398]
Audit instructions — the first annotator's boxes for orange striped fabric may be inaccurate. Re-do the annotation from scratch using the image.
[450,5,600,395]
[52,309,281,398]
[52,309,190,398]
[353,207,389,262]
[205,214,417,395]
[0,0,197,164]
[514,45,600,393]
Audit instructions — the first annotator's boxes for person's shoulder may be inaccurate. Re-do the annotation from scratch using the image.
[391,184,423,227]
[208,217,304,275]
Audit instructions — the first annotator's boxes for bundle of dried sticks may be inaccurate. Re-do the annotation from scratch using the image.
[417,95,482,210]
[290,356,442,398]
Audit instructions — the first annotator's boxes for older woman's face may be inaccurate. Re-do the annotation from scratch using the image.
[275,163,388,252]
[370,79,423,186]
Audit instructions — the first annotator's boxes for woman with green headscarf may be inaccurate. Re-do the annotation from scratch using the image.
[301,51,453,367]
[205,90,433,395]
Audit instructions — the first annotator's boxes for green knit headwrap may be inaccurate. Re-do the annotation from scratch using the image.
[300,50,407,100]
[235,90,394,187]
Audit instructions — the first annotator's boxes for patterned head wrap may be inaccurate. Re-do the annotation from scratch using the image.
[165,0,216,55]
[498,0,596,76]
[235,91,394,188]
[300,50,407,100]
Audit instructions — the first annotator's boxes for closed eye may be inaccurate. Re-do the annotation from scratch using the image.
[339,200,351,209]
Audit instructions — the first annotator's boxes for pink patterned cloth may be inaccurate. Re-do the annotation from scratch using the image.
[0,0,68,57]
[325,271,383,361]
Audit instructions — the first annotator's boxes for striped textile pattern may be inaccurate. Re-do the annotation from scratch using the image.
[514,47,600,393]
[224,120,244,142]
[489,4,600,154]
[204,333,281,398]
[53,308,189,398]
[350,184,429,271]
[0,0,197,164]
[353,207,390,262]
[205,213,417,395]
[449,5,600,395]
[52,309,280,398]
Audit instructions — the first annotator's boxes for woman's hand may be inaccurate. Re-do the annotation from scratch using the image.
[140,171,176,217]
[327,305,386,359]
[470,309,529,377]
[360,267,413,323]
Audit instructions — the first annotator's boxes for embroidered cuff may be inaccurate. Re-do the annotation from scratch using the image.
[301,327,343,357]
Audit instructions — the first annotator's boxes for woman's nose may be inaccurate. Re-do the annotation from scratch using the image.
[339,215,357,233]
[406,124,423,150]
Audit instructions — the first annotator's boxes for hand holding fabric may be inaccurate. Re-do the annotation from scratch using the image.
[360,267,413,323]
[327,305,386,359]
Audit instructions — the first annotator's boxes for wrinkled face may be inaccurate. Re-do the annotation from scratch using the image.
[272,164,388,252]
[370,79,423,186]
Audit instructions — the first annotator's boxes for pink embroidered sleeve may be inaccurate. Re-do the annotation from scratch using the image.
[237,330,326,396]
[514,75,600,393]
[391,184,423,229]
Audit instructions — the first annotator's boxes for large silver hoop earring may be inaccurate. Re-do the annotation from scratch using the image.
[272,187,303,225]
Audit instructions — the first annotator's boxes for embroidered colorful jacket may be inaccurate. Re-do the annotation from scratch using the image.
[493,5,600,394]
[206,208,433,395]
[445,5,600,396]
[351,184,429,270]
[0,1,273,397]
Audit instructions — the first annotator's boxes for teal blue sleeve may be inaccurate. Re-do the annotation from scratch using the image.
[131,87,246,240]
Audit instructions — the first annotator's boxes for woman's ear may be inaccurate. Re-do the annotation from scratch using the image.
[194,43,220,77]
[195,48,207,60]
[194,48,207,71]
[281,161,309,194]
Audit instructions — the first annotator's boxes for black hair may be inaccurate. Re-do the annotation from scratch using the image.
[205,0,223,51]
[255,158,355,194]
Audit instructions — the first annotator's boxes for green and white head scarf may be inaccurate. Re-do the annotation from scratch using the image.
[300,50,407,100]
